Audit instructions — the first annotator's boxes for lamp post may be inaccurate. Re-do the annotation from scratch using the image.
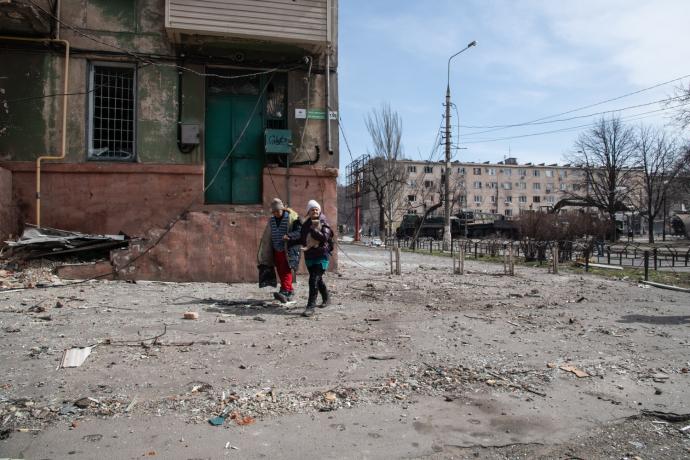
[444,40,477,251]
[662,181,668,242]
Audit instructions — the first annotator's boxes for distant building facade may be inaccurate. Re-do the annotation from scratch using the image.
[361,157,586,236]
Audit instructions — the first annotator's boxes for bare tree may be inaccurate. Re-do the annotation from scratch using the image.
[635,126,684,243]
[669,82,690,130]
[566,116,639,241]
[362,103,406,236]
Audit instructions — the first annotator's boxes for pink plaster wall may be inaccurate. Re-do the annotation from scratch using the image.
[2,162,204,236]
[31,164,340,282]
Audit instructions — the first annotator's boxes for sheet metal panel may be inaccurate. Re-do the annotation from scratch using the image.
[166,0,331,44]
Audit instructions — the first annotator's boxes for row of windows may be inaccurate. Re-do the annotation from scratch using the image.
[407,165,571,178]
[407,194,557,204]
[472,195,558,204]
[471,182,572,191]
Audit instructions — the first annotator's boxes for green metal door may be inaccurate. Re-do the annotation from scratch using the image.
[205,92,263,204]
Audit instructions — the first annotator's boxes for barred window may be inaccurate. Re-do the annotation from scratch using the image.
[88,63,136,161]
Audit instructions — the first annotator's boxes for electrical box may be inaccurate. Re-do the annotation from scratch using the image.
[264,129,292,154]
[180,123,200,144]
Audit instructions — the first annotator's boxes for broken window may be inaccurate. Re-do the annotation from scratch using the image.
[265,74,287,129]
[424,180,434,188]
[408,194,416,202]
[424,166,433,173]
[473,167,482,175]
[533,196,541,203]
[88,62,136,161]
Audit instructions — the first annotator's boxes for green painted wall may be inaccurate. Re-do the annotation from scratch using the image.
[1,0,337,168]
[137,65,179,163]
[0,51,49,161]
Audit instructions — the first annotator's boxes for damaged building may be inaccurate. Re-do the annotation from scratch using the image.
[0,0,339,282]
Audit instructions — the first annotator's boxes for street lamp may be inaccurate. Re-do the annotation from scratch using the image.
[444,40,477,251]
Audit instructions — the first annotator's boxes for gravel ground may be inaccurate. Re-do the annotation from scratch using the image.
[0,243,689,459]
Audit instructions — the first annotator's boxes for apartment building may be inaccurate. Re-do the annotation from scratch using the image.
[0,0,339,281]
[361,157,584,236]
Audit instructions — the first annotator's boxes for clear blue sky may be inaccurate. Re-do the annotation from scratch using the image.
[337,0,690,175]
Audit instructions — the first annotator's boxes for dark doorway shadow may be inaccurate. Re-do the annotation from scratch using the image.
[617,315,690,325]
[173,296,300,317]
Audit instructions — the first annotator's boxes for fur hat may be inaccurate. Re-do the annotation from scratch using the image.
[306,199,321,215]
[270,198,285,212]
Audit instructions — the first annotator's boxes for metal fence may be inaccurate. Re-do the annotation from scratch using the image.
[384,237,690,272]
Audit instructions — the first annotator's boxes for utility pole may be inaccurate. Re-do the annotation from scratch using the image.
[444,87,452,251]
[444,40,476,252]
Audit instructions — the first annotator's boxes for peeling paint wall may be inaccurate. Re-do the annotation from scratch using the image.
[0,52,49,161]
[1,0,338,169]
[0,166,18,240]
[137,65,180,163]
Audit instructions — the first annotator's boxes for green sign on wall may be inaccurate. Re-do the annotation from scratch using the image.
[307,109,326,120]
[265,129,292,154]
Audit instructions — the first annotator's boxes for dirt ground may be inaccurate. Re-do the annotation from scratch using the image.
[1,243,689,459]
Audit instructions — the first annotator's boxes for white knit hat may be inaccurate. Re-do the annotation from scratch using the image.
[306,199,321,215]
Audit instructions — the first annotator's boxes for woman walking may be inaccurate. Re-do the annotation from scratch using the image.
[299,200,333,317]
[258,198,302,303]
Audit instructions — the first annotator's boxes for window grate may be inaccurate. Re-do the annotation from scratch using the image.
[89,65,136,161]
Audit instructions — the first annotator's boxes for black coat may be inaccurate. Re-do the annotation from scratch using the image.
[298,214,333,260]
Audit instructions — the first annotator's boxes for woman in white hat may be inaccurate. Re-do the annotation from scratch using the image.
[299,200,333,317]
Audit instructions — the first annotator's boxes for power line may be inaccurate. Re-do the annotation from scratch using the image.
[460,72,690,130]
[461,102,689,144]
[461,94,686,136]
[337,115,356,163]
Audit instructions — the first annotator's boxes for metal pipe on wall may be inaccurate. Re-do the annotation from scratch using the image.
[0,36,70,228]
[326,48,332,155]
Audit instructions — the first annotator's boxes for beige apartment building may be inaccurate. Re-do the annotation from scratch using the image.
[361,157,584,236]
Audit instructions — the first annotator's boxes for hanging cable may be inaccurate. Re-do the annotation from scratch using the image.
[460,72,690,130]
[461,95,686,137]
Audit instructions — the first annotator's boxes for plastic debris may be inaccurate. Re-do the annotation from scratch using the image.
[60,347,93,368]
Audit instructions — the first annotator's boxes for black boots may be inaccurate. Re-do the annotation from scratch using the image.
[317,284,330,308]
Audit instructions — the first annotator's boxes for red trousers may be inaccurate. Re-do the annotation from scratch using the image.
[274,250,293,293]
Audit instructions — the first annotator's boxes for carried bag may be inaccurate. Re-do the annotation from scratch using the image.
[257,264,277,288]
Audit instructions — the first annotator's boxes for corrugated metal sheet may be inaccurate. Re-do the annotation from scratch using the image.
[166,0,331,44]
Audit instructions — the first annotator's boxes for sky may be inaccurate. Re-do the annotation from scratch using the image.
[337,0,690,176]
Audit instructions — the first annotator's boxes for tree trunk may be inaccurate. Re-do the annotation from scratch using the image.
[648,203,655,244]
[378,205,386,236]
[608,212,618,242]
